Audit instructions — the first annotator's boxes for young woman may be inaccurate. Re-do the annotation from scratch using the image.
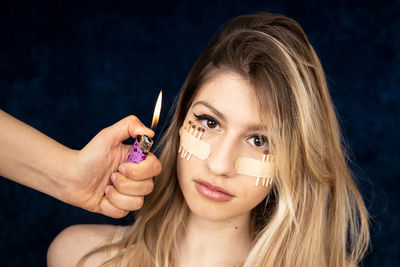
[47,12,370,267]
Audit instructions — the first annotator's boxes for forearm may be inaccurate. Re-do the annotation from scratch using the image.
[0,110,77,201]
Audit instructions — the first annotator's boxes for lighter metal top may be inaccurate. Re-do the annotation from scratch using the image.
[138,135,153,154]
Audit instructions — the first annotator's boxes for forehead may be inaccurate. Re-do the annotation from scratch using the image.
[192,72,263,127]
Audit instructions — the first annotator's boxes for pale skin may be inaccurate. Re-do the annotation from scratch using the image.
[0,110,162,218]
[47,73,357,266]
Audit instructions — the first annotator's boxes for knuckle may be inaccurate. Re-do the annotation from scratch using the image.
[115,177,128,192]
[129,172,139,181]
[128,115,139,124]
[106,187,114,200]
[126,164,138,180]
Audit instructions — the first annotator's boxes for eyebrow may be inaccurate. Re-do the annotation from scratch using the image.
[193,101,227,122]
[192,100,268,131]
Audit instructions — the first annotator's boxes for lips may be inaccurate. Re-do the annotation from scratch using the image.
[194,179,235,202]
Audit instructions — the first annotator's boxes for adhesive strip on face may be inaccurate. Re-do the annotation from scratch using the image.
[235,157,275,178]
[179,127,210,160]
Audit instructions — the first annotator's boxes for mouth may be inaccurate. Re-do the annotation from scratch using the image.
[194,179,235,202]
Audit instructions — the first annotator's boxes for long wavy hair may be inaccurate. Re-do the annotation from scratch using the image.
[79,12,370,267]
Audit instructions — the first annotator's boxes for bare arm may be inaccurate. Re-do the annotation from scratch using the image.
[0,109,73,200]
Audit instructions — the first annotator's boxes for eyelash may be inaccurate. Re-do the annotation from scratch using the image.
[193,113,268,149]
[193,113,220,130]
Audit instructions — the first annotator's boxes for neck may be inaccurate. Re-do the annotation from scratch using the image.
[177,212,252,267]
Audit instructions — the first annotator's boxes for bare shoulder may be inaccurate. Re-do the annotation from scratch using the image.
[47,224,119,267]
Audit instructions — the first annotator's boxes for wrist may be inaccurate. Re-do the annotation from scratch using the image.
[52,148,80,205]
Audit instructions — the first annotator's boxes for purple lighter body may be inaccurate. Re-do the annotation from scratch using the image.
[125,135,154,164]
[126,139,147,163]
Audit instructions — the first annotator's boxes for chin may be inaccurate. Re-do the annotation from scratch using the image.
[190,207,236,222]
[185,197,246,222]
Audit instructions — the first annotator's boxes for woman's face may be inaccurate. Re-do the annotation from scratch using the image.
[177,71,272,222]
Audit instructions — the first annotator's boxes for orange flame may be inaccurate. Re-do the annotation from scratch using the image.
[151,90,162,129]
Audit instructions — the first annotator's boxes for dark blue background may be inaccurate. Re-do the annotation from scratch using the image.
[0,1,399,266]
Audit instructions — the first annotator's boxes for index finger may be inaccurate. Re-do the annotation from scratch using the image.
[118,152,162,181]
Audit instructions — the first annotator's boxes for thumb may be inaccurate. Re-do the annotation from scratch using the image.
[108,115,155,142]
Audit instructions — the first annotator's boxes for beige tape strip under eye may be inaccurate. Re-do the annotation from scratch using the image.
[179,126,274,179]
[235,157,275,178]
[179,127,210,160]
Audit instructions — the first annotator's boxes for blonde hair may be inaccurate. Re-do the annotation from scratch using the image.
[79,12,370,267]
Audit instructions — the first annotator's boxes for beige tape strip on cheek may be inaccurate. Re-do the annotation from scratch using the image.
[235,157,275,184]
[179,127,210,160]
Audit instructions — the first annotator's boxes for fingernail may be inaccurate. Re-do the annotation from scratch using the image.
[111,173,116,183]
[118,165,126,174]
[104,186,110,194]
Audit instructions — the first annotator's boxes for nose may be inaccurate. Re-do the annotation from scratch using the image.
[206,133,237,178]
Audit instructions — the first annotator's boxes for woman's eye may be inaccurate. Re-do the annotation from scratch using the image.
[193,114,220,130]
[205,118,217,129]
[247,135,268,148]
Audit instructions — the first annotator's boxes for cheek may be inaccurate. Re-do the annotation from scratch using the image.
[177,153,191,177]
[237,180,271,209]
[176,154,198,189]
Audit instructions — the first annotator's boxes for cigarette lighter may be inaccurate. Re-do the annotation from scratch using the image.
[125,135,154,163]
[125,90,162,164]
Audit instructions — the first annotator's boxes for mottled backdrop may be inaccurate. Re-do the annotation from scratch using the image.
[0,0,399,266]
